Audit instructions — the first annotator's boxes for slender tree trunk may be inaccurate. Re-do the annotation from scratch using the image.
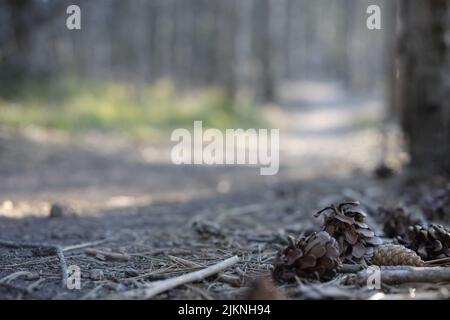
[398,0,450,174]
[253,0,276,102]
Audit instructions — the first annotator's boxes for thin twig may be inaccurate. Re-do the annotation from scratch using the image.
[0,239,68,287]
[338,264,363,273]
[62,239,109,252]
[167,255,242,286]
[84,248,131,261]
[424,256,450,266]
[115,255,240,299]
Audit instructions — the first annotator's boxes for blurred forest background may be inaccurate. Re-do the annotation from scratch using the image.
[0,0,391,136]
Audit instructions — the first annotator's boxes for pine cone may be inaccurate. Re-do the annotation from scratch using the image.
[380,207,422,239]
[371,244,424,266]
[273,231,341,282]
[405,224,450,260]
[315,201,382,264]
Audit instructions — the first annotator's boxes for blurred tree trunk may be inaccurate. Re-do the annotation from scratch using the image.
[398,0,450,175]
[253,0,276,102]
[2,0,34,81]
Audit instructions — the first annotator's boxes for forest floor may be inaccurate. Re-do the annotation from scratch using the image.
[0,81,443,300]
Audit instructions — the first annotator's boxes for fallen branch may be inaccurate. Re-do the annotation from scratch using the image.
[338,264,363,273]
[85,248,131,261]
[0,239,68,287]
[62,239,109,252]
[116,255,240,299]
[167,255,242,287]
[424,256,450,266]
[356,266,450,285]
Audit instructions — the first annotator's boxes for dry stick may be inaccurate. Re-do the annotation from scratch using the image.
[84,248,131,261]
[167,255,205,268]
[0,239,68,287]
[62,239,109,252]
[356,266,450,285]
[424,256,450,266]
[338,258,450,274]
[338,264,363,273]
[117,255,240,299]
[168,255,242,287]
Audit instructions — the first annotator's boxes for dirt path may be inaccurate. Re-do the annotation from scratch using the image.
[0,81,404,299]
[0,81,390,214]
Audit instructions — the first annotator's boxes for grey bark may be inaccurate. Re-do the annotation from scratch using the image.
[398,0,450,174]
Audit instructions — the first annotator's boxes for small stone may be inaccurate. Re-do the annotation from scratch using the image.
[49,203,77,218]
[25,272,40,281]
[373,162,395,179]
[124,268,139,277]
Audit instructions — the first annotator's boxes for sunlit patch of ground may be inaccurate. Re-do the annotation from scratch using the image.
[0,79,265,139]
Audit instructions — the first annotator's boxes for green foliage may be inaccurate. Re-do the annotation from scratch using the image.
[0,79,267,139]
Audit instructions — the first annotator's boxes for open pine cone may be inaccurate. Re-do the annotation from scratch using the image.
[380,206,422,239]
[273,231,341,282]
[314,201,382,264]
[405,224,450,260]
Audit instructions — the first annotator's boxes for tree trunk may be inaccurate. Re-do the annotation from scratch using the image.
[398,0,450,175]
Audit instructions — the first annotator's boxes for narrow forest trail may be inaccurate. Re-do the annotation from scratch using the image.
[0,81,388,218]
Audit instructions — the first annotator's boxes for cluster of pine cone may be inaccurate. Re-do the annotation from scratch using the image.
[273,200,450,283]
[406,224,450,260]
[380,206,450,261]
[273,179,450,284]
[273,201,382,282]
